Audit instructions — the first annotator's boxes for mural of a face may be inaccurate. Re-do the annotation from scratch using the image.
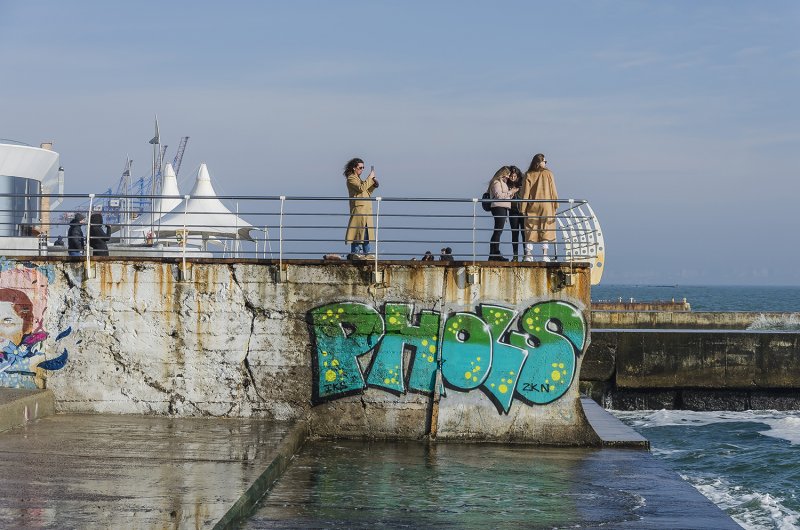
[0,289,33,349]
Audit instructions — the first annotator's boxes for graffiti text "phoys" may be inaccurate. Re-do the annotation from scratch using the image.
[308,301,586,414]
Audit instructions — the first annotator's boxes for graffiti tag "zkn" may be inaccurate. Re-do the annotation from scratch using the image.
[308,301,586,414]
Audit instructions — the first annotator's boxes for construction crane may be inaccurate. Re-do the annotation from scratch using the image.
[172,136,189,176]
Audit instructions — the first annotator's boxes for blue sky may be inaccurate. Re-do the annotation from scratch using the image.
[2,1,799,284]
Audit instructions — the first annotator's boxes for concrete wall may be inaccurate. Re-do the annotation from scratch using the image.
[0,256,598,444]
[592,310,800,330]
[582,330,800,410]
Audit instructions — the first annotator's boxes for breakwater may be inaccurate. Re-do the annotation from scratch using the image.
[0,256,600,444]
[582,327,800,410]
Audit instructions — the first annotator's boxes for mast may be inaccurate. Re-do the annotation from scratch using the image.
[148,115,161,241]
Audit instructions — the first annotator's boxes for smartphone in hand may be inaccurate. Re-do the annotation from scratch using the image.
[370,165,375,172]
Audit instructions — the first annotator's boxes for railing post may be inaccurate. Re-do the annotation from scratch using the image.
[278,196,286,281]
[471,198,478,265]
[373,197,383,283]
[85,193,95,278]
[181,195,190,280]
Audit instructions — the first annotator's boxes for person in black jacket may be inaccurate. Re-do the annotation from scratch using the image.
[88,213,111,256]
[67,213,86,256]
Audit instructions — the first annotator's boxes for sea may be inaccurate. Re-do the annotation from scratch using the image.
[597,284,800,530]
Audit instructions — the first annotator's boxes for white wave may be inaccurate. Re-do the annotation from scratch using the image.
[759,416,800,445]
[612,409,771,428]
[684,474,800,530]
[747,313,800,331]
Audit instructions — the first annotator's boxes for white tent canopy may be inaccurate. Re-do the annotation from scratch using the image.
[153,163,254,242]
[130,162,182,235]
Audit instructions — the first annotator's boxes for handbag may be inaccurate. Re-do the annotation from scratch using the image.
[481,191,492,212]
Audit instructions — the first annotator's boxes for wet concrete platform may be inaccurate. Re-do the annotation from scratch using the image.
[581,397,650,449]
[243,439,741,529]
[0,413,303,529]
[0,388,55,432]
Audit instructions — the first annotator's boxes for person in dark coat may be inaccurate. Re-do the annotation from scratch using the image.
[67,213,86,256]
[88,213,111,256]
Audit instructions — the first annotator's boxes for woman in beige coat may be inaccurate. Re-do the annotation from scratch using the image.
[343,157,379,258]
[518,153,558,262]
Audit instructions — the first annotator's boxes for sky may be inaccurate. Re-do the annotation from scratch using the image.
[2,1,799,285]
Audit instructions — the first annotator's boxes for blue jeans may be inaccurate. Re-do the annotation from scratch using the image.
[350,227,371,255]
[68,250,81,257]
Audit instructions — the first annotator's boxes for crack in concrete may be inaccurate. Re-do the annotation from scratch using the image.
[229,264,267,405]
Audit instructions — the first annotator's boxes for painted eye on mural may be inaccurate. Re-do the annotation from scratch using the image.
[2,318,14,324]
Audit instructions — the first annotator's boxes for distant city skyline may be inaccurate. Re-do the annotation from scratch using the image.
[2,1,798,285]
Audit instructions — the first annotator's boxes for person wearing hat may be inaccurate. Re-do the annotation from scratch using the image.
[439,247,454,261]
[67,213,86,256]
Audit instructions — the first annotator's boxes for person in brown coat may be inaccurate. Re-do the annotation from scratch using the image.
[343,157,379,258]
[518,153,558,262]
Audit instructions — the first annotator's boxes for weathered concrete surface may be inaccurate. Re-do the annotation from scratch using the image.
[582,330,800,410]
[0,413,298,529]
[7,258,594,443]
[242,440,739,529]
[592,310,800,329]
[579,397,648,449]
[0,388,55,432]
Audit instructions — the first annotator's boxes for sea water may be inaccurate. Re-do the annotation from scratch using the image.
[600,285,800,529]
[592,284,800,313]
[614,410,800,530]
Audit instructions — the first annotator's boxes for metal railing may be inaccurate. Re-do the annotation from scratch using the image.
[0,192,605,282]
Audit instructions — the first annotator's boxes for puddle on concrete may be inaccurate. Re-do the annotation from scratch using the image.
[243,440,643,529]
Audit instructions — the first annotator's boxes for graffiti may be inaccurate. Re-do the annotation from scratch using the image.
[0,258,70,389]
[308,300,586,413]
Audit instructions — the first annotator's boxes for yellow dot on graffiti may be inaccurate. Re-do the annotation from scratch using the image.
[325,370,337,382]
[559,363,565,369]
[427,355,434,362]
[465,372,472,380]
[338,370,343,375]
[422,339,429,346]
[331,359,339,367]
[384,378,391,384]
[562,370,568,375]
[491,383,496,388]
[509,371,514,375]
[526,318,533,325]
[474,366,481,372]
[535,327,541,332]
[551,371,561,381]
[429,345,436,354]
[477,357,481,361]
[472,377,478,382]
[322,351,328,356]
[534,307,540,313]
[499,384,508,394]
[391,378,397,384]
[323,361,329,367]
[389,316,398,324]
[432,336,437,341]
[327,309,333,316]
[338,308,344,313]
[552,363,558,367]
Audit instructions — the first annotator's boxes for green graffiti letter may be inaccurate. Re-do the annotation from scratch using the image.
[516,301,586,405]
[367,303,441,394]
[440,312,492,391]
[478,305,529,414]
[310,302,384,402]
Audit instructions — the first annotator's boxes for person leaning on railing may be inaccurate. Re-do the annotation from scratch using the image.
[88,213,111,257]
[518,153,558,262]
[343,157,379,259]
[67,213,86,257]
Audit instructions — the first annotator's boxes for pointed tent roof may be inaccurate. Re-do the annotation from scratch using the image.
[152,163,254,241]
[131,163,182,231]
